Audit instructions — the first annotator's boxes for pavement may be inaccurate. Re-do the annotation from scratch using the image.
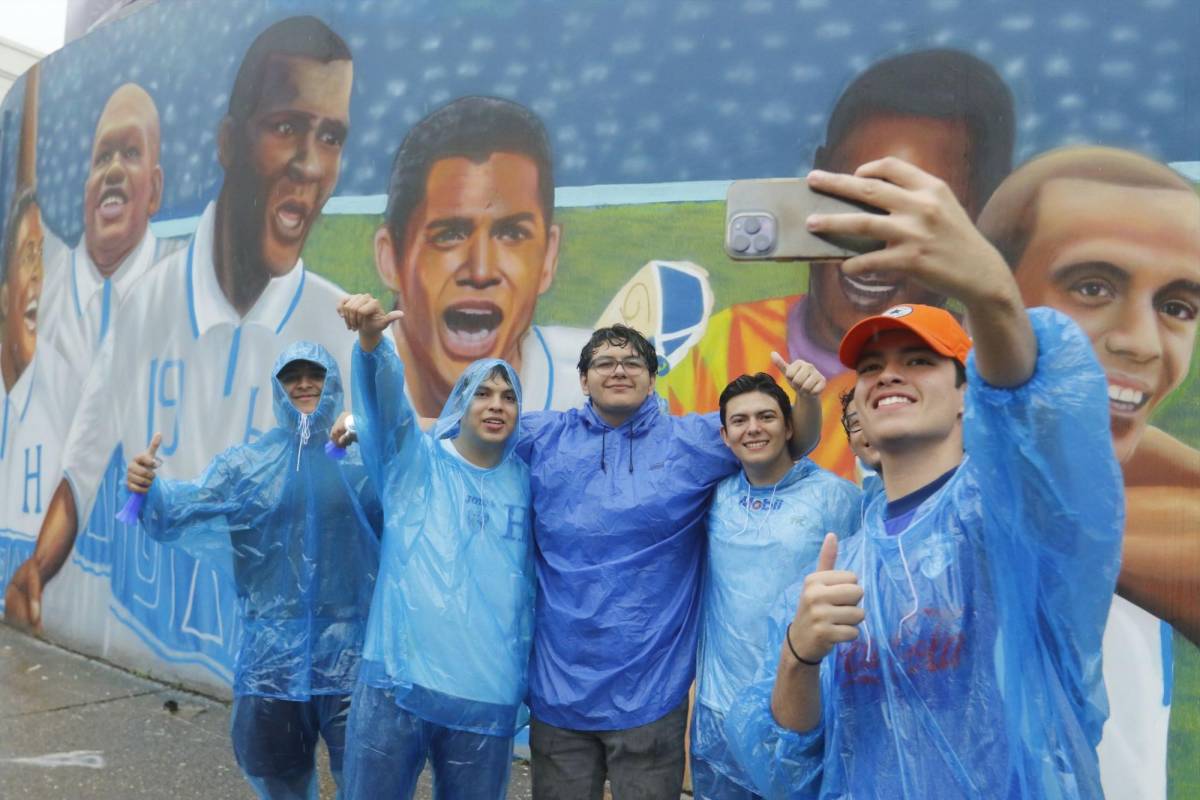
[0,624,532,798]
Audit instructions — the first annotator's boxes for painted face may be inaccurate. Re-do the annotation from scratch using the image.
[232,55,351,276]
[854,329,964,452]
[1014,179,1200,463]
[809,114,973,345]
[721,390,793,471]
[580,341,656,420]
[391,153,559,400]
[83,87,162,271]
[1,204,45,384]
[461,372,519,447]
[277,360,326,414]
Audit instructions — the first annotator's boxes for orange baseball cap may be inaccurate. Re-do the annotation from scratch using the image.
[838,304,972,369]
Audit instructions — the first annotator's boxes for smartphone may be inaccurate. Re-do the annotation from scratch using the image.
[725,178,885,260]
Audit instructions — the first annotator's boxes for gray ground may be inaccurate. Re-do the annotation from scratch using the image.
[0,625,533,798]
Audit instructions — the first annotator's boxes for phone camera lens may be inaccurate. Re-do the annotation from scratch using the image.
[731,233,752,253]
[743,217,762,235]
[752,234,772,253]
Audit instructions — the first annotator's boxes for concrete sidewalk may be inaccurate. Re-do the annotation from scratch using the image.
[0,625,532,798]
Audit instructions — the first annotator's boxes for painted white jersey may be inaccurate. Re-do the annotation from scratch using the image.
[518,324,590,411]
[52,200,356,687]
[1097,595,1171,800]
[40,229,182,392]
[0,351,71,613]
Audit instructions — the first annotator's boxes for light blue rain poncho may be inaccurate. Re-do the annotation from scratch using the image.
[694,459,861,791]
[352,340,534,736]
[725,308,1124,799]
[138,341,382,698]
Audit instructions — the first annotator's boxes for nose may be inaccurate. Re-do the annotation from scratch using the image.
[1104,299,1162,365]
[876,357,905,386]
[458,232,501,289]
[287,131,324,183]
[104,156,127,184]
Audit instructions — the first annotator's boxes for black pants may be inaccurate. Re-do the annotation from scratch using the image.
[530,698,688,800]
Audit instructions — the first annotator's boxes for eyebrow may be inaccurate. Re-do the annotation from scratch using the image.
[491,211,536,228]
[1156,278,1200,301]
[858,344,939,361]
[1050,260,1130,288]
[426,216,474,234]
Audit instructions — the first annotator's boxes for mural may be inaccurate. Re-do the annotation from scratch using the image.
[0,0,1196,796]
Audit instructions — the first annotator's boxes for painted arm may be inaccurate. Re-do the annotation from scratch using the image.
[3,481,77,632]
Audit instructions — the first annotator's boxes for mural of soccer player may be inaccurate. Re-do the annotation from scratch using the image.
[38,81,172,382]
[659,48,1014,480]
[977,146,1200,800]
[374,96,589,417]
[4,16,357,667]
[0,186,74,618]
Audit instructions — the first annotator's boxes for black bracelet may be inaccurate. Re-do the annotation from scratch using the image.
[785,623,823,667]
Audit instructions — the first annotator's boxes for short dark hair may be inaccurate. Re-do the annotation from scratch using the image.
[719,373,793,428]
[577,324,658,377]
[227,16,352,126]
[1,187,39,286]
[276,359,326,381]
[839,387,857,438]
[815,49,1014,214]
[487,364,513,386]
[384,96,554,248]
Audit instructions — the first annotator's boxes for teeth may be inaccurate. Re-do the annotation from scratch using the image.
[452,329,491,344]
[844,274,897,294]
[1108,384,1146,406]
[878,396,912,407]
[101,196,124,208]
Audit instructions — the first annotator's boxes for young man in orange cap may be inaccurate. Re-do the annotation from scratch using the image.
[725,158,1123,798]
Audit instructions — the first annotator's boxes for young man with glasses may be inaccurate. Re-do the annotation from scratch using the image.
[517,324,824,799]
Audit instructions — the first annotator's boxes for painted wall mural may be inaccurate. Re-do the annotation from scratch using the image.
[0,0,1196,795]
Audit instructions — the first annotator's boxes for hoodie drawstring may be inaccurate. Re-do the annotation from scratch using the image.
[296,412,312,471]
[600,430,607,473]
[736,480,780,536]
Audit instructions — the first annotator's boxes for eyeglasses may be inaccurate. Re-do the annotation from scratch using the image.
[589,356,649,375]
[841,416,862,436]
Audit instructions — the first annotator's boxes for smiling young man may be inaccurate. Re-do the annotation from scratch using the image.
[725,158,1123,798]
[336,293,535,800]
[122,341,380,799]
[5,17,360,669]
[691,373,860,800]
[373,96,589,417]
[977,145,1200,799]
[514,323,823,799]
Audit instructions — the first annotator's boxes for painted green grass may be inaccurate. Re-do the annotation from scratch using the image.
[301,201,1199,795]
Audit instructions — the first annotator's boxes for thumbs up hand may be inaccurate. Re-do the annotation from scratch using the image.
[785,533,865,664]
[126,433,163,494]
[771,351,826,397]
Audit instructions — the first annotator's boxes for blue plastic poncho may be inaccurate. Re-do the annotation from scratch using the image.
[693,460,861,790]
[518,397,740,730]
[725,308,1124,799]
[352,341,534,737]
[139,341,382,699]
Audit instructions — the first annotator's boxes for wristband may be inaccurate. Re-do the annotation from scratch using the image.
[785,623,823,667]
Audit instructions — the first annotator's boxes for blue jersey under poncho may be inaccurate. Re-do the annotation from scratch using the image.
[518,396,740,730]
[725,308,1124,799]
[352,342,534,737]
[138,341,382,699]
[694,459,861,790]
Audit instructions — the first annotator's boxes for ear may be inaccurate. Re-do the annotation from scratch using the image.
[374,226,403,294]
[217,117,234,172]
[147,164,164,217]
[719,424,731,449]
[537,222,561,295]
[578,370,590,398]
[0,282,8,322]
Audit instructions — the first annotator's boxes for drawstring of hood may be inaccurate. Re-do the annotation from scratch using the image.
[598,424,637,474]
[737,479,780,536]
[296,412,312,472]
[895,533,920,632]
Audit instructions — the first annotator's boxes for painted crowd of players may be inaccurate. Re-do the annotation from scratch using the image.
[0,12,1196,800]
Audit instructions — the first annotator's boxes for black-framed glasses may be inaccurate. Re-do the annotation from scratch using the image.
[589,356,648,375]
